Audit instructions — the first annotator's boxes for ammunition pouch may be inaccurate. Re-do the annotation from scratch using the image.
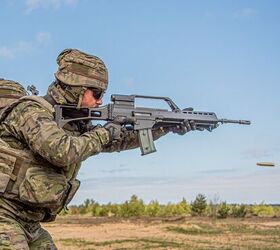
[0,141,80,211]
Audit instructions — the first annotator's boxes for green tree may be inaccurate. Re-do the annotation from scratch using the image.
[231,204,247,218]
[120,195,145,217]
[178,198,191,215]
[99,202,121,217]
[217,202,230,219]
[145,200,161,216]
[79,198,96,214]
[191,194,207,216]
[67,205,80,215]
[251,203,275,217]
[161,202,180,216]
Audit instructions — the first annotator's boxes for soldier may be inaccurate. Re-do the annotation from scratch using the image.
[0,49,192,249]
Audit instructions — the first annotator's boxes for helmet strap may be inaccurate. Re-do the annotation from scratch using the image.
[63,85,79,104]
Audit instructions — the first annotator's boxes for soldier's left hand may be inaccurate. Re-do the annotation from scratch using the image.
[170,120,196,135]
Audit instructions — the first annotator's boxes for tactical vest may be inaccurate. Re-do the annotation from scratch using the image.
[0,93,80,220]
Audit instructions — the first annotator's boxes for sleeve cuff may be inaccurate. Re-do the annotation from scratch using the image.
[94,127,110,145]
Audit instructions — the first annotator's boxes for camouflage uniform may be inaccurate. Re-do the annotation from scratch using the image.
[0,214,55,250]
[0,49,167,249]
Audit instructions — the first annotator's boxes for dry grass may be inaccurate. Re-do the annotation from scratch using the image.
[42,216,280,250]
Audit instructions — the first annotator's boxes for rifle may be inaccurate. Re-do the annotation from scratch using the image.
[54,94,250,155]
[27,85,39,95]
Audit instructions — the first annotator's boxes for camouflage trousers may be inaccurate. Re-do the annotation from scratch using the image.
[0,215,57,250]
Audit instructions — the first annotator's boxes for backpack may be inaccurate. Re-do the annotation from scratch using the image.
[0,78,28,112]
[0,79,75,217]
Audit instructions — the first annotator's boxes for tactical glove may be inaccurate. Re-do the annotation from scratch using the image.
[169,120,196,135]
[104,122,123,141]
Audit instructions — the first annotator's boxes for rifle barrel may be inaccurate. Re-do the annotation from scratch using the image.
[218,119,251,125]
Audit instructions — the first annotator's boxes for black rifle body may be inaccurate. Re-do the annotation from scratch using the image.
[55,94,250,155]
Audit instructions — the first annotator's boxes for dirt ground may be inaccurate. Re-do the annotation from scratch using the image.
[42,216,280,250]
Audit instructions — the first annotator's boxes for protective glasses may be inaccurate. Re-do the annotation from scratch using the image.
[91,89,105,100]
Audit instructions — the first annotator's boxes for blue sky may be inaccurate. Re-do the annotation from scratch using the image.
[1,0,279,204]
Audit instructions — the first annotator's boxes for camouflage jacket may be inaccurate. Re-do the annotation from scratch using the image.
[0,96,167,222]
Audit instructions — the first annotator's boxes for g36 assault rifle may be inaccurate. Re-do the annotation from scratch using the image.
[55,94,250,155]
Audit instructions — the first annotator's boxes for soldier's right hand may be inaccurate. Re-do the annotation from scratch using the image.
[104,122,123,141]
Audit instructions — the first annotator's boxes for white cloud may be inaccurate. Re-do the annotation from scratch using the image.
[0,41,33,59]
[0,32,52,59]
[36,32,52,45]
[25,0,79,13]
[234,8,259,19]
[0,47,14,59]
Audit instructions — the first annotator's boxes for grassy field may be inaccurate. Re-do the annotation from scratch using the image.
[42,216,280,250]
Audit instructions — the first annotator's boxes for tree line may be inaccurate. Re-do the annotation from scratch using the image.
[63,194,280,219]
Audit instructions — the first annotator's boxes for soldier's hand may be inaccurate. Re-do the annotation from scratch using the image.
[170,120,196,135]
[104,122,123,141]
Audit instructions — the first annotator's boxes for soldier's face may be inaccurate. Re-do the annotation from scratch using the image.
[81,89,103,107]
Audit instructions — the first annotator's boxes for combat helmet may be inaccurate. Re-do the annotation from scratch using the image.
[0,79,27,110]
[48,48,108,107]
